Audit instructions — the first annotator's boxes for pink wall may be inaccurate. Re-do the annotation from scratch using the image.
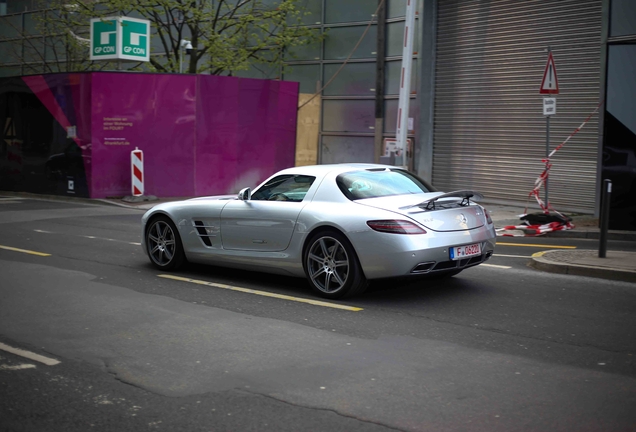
[90,72,299,198]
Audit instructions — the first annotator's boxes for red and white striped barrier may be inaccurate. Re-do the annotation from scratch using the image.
[131,147,144,196]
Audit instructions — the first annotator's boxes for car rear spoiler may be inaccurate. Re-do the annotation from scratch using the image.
[400,190,484,210]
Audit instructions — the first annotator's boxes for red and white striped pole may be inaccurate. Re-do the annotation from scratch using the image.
[131,147,144,196]
[395,0,417,169]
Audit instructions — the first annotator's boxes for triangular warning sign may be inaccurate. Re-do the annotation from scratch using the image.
[539,52,559,95]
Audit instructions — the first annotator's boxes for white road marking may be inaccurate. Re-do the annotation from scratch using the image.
[0,342,60,366]
[493,254,532,259]
[481,263,512,269]
[33,229,139,246]
[0,363,36,370]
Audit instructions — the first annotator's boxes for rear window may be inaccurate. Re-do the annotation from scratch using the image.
[337,169,435,200]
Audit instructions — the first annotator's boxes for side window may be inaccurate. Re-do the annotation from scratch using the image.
[251,175,316,202]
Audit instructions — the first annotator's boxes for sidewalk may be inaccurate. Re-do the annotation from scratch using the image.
[485,203,636,283]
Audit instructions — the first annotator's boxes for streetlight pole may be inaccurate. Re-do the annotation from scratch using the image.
[179,39,192,73]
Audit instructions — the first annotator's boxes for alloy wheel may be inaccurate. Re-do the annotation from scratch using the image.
[147,220,177,267]
[306,236,350,294]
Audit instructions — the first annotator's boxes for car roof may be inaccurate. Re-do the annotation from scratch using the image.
[277,163,398,177]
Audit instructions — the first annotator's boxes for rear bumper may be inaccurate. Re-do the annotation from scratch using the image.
[349,225,496,279]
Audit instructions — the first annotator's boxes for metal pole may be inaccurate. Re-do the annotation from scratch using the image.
[545,114,550,208]
[395,0,416,169]
[545,46,551,209]
[599,179,611,258]
[373,0,386,164]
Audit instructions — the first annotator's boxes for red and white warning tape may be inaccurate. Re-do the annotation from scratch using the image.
[496,220,575,237]
[497,101,603,237]
[528,100,603,214]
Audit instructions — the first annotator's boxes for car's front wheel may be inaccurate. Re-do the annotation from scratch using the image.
[146,215,186,271]
[303,230,367,299]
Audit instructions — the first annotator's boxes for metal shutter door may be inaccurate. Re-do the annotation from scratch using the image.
[433,0,602,213]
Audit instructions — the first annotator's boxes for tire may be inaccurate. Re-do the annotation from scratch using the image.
[145,215,186,271]
[303,230,367,299]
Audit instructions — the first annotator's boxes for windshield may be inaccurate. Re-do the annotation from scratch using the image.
[336,169,435,200]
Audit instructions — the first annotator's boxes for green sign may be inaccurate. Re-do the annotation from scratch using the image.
[90,18,117,60]
[90,16,150,62]
[119,18,149,61]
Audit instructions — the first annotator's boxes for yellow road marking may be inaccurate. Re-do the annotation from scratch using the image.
[158,274,363,312]
[532,251,548,257]
[0,245,51,257]
[496,242,576,249]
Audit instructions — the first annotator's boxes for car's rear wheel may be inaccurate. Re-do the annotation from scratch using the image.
[303,230,367,299]
[146,215,186,271]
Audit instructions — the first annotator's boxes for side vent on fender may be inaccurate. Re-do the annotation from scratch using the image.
[193,221,212,246]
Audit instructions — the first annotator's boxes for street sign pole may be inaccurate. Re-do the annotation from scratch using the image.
[545,46,551,208]
[545,105,550,207]
[539,46,559,211]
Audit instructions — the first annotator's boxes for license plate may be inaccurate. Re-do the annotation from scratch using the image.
[450,243,481,260]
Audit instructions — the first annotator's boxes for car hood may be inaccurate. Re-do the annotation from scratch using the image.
[355,192,486,232]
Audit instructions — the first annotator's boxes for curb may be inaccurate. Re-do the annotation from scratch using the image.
[529,251,636,283]
[0,191,160,211]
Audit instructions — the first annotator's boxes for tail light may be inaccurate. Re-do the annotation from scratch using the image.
[367,220,426,235]
[484,208,493,224]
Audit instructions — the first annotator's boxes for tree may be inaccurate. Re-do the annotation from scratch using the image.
[33,0,320,75]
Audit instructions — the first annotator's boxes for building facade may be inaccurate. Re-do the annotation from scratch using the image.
[1,0,635,229]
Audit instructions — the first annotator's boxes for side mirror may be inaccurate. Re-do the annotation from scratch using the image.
[238,187,251,201]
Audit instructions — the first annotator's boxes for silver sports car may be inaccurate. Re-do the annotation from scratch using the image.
[141,163,496,299]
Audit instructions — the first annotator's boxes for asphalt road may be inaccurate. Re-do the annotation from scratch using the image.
[1,196,635,432]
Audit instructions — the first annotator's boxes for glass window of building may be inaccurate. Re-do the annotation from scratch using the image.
[610,0,636,37]
[324,25,377,60]
[603,44,636,230]
[283,64,321,93]
[321,136,375,163]
[322,99,375,132]
[325,0,377,24]
[323,62,375,96]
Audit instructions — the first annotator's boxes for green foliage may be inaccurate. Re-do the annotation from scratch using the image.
[31,0,320,74]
